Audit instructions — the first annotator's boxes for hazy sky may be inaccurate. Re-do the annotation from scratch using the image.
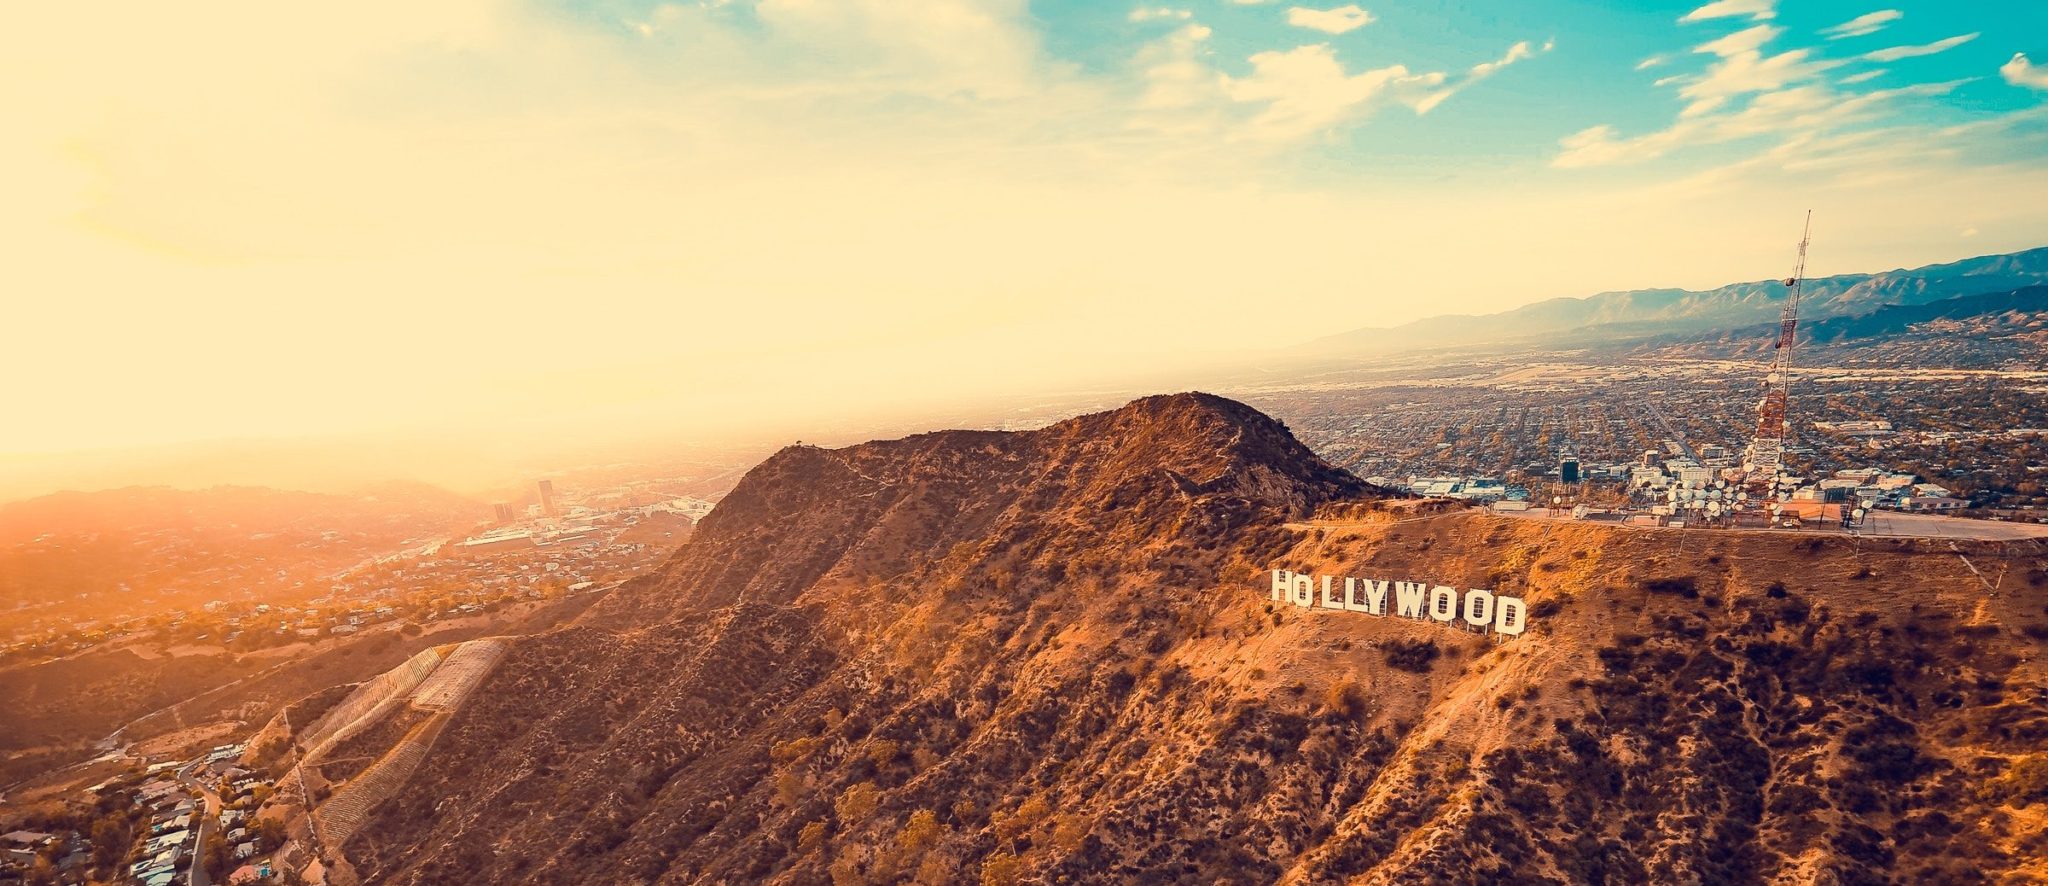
[6,0,2048,466]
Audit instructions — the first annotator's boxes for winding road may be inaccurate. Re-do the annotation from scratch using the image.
[175,760,223,886]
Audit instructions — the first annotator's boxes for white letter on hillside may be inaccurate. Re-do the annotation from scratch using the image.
[1429,586,1458,623]
[1356,579,1388,615]
[1342,578,1369,613]
[1292,573,1316,608]
[1495,596,1528,636]
[1271,569,1292,601]
[1321,576,1344,610]
[1394,582,1428,619]
[1463,589,1495,628]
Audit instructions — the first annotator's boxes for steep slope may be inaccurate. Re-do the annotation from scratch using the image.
[338,394,2048,885]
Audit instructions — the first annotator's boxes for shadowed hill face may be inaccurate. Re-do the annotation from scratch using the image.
[340,394,2048,885]
[587,392,1372,622]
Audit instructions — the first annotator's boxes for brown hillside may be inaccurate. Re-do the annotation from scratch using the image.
[337,393,2048,885]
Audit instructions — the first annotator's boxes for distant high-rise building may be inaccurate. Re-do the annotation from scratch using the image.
[1559,456,1581,485]
[493,503,516,524]
[538,479,559,516]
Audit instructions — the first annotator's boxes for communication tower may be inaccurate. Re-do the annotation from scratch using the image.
[1744,212,1812,502]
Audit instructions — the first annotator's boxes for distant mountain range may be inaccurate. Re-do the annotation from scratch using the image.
[1318,246,2048,351]
[1659,284,2048,350]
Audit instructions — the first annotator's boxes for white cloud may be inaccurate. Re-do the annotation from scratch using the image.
[1864,32,1978,63]
[1679,0,1775,24]
[1134,23,1221,113]
[1582,1,2004,176]
[1132,24,1542,139]
[1129,6,1191,22]
[1696,24,1780,58]
[1407,40,1552,114]
[1556,78,1967,168]
[2005,53,2048,90]
[1225,44,1442,139]
[1820,10,1902,39]
[1286,5,1374,35]
[1637,54,1669,71]
[1676,25,1836,118]
[1470,41,1537,80]
[736,0,1051,99]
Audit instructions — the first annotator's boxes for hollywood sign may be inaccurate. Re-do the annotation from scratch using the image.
[1268,569,1529,638]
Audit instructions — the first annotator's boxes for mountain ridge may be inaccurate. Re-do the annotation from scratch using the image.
[1634,284,2048,358]
[1316,245,2048,352]
[290,393,2048,885]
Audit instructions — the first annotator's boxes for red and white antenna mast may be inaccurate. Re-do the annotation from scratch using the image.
[1746,211,1811,502]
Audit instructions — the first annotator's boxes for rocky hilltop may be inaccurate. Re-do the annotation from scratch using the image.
[326,394,2048,885]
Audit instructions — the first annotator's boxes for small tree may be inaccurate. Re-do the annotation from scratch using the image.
[257,817,288,852]
[202,831,232,880]
[980,852,1023,886]
[1322,679,1364,718]
[797,821,827,851]
[835,782,881,825]
[898,809,941,854]
[1050,814,1090,853]
[775,770,806,807]
[91,814,133,872]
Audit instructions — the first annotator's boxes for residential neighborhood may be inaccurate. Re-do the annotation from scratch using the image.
[1,743,285,886]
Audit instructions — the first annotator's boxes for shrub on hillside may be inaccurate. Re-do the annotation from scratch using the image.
[797,820,827,851]
[1988,754,2048,807]
[1641,577,1699,598]
[980,852,1023,886]
[1383,640,1439,673]
[1323,680,1364,718]
[836,782,881,825]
